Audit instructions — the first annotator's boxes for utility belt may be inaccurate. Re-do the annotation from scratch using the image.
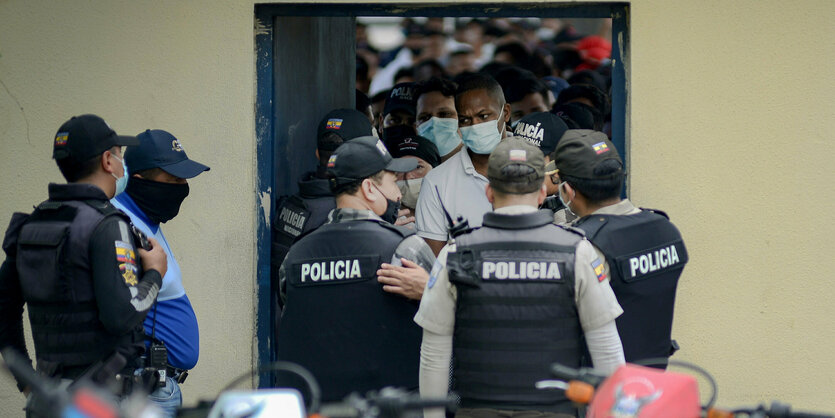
[112,363,189,396]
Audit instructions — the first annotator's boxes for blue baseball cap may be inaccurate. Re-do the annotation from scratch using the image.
[125,129,210,178]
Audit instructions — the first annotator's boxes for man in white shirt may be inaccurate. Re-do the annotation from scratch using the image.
[415,73,510,255]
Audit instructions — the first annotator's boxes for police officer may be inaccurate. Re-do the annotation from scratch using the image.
[277,136,435,402]
[0,115,167,413]
[511,111,569,214]
[549,130,688,368]
[416,138,624,418]
[271,108,375,270]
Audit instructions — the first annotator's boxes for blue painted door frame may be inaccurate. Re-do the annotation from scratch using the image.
[254,2,629,388]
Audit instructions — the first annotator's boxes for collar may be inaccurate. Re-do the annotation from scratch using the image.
[458,147,486,180]
[494,205,538,215]
[482,209,554,230]
[590,199,640,216]
[327,207,383,224]
[298,172,333,198]
[113,192,158,229]
[48,183,109,201]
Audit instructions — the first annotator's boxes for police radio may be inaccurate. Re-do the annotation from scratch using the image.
[434,186,470,242]
[130,224,152,250]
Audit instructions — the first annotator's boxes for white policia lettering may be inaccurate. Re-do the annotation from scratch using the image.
[279,207,307,230]
[629,245,680,277]
[514,122,545,145]
[301,259,362,282]
[481,261,561,280]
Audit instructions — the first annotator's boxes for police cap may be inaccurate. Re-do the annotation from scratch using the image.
[53,114,139,161]
[546,130,623,180]
[488,138,545,194]
[327,136,418,186]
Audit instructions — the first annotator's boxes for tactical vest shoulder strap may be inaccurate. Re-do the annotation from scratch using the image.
[82,200,124,218]
[557,224,587,239]
[376,219,416,239]
[640,207,670,219]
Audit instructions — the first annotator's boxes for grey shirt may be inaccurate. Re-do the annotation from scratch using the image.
[279,208,436,304]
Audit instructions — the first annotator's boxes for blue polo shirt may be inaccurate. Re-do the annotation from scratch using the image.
[112,193,199,370]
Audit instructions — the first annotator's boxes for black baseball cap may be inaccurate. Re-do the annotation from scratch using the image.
[512,112,569,157]
[383,82,417,116]
[552,103,595,130]
[327,136,418,186]
[488,138,545,194]
[317,108,374,151]
[383,134,441,168]
[546,130,622,180]
[126,129,210,179]
[53,114,139,161]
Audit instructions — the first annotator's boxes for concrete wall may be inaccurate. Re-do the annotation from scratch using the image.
[1,0,833,414]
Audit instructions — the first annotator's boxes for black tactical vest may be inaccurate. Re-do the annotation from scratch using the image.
[574,209,688,368]
[271,176,336,276]
[14,198,144,374]
[447,210,584,413]
[277,218,421,401]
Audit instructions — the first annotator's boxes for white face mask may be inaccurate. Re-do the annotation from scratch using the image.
[558,181,576,217]
[459,107,505,155]
[396,178,423,209]
[417,117,461,156]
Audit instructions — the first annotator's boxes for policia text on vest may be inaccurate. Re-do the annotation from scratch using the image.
[575,209,688,367]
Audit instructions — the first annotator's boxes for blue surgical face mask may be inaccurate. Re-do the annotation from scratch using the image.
[459,107,506,155]
[111,154,128,196]
[417,117,461,156]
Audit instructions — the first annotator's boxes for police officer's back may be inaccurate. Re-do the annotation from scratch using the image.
[277,137,435,402]
[0,115,167,406]
[271,109,375,271]
[416,138,625,418]
[549,130,689,368]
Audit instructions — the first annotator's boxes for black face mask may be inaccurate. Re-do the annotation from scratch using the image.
[383,124,417,141]
[126,177,190,224]
[372,183,402,224]
[380,197,401,225]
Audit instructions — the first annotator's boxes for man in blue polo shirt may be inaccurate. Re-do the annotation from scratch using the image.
[111,129,209,416]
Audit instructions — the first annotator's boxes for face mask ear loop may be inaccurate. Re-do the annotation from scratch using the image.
[559,181,576,218]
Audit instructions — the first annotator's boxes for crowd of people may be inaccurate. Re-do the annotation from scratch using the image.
[270,17,688,417]
[0,17,687,418]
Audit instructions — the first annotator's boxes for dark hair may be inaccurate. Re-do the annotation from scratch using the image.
[524,51,554,79]
[478,61,513,80]
[413,59,448,81]
[356,55,369,82]
[56,155,101,182]
[551,102,597,130]
[371,89,390,104]
[556,84,610,117]
[560,159,625,203]
[551,48,583,74]
[493,42,530,66]
[455,73,505,108]
[567,70,607,92]
[415,76,458,101]
[356,89,372,113]
[503,74,549,105]
[331,170,386,197]
[394,67,414,83]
